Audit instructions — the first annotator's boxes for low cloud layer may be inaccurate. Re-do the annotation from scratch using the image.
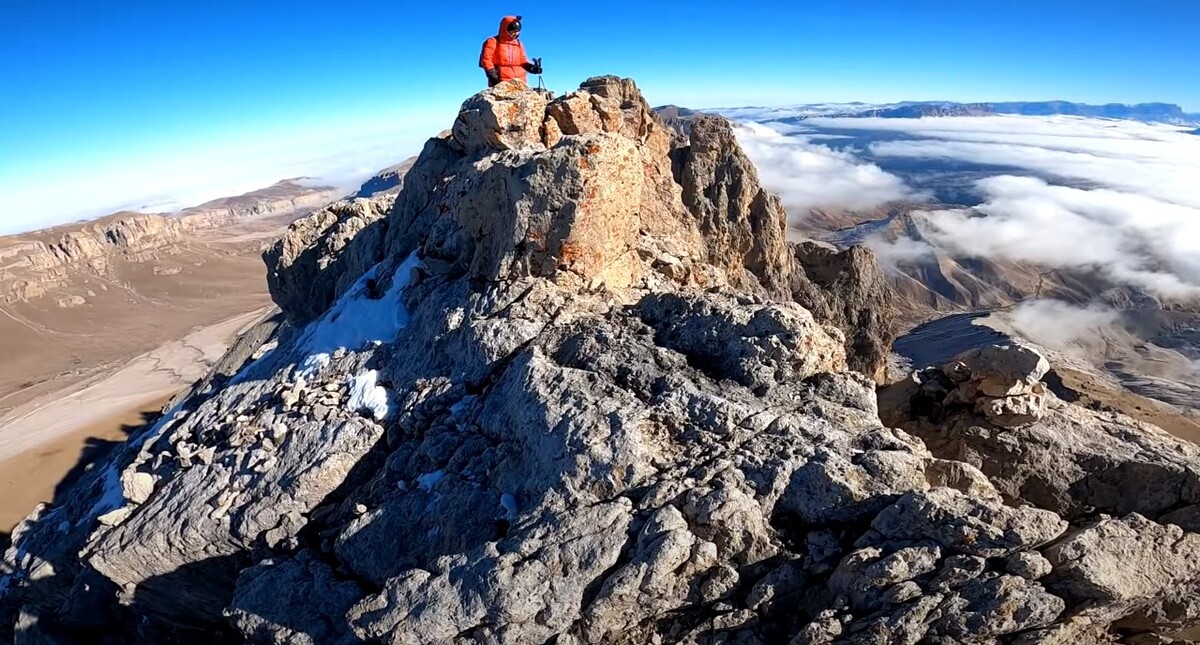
[730,112,1200,298]
[1007,299,1122,349]
[733,122,917,215]
[918,176,1200,296]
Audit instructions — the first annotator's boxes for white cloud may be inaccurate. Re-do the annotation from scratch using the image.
[1007,299,1122,350]
[808,115,1200,209]
[862,234,937,273]
[734,114,1200,299]
[733,122,917,216]
[914,176,1200,297]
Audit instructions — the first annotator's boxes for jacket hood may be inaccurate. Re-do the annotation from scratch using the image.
[498,15,520,41]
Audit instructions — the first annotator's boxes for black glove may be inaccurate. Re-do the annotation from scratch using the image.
[523,60,543,75]
[485,67,500,87]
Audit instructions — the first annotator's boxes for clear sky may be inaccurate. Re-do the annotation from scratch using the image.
[2,0,1198,233]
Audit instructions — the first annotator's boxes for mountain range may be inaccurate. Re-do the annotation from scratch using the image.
[719,100,1198,125]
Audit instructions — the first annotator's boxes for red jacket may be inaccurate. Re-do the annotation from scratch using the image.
[479,16,528,84]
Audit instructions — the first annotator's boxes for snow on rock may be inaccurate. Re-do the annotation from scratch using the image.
[416,470,445,492]
[294,353,330,381]
[499,493,518,522]
[346,370,391,420]
[85,403,186,524]
[295,252,420,362]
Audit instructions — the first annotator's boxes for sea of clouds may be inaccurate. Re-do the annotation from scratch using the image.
[729,112,1200,299]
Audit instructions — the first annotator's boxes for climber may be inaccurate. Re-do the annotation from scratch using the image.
[479,15,543,87]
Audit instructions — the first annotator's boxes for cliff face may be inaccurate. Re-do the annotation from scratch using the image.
[3,77,1199,645]
[0,180,339,305]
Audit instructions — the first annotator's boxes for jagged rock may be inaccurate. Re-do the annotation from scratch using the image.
[265,196,396,324]
[925,343,1053,428]
[7,76,1200,645]
[830,546,941,611]
[870,488,1067,558]
[1045,515,1200,612]
[928,575,1064,639]
[879,344,1200,523]
[1006,551,1053,580]
[226,553,363,645]
[844,594,942,645]
[791,612,843,644]
[953,344,1050,396]
[636,292,848,389]
[923,458,1002,501]
[790,241,895,383]
[87,413,385,626]
[779,449,925,525]
[453,80,549,152]
[675,115,793,298]
[930,554,987,591]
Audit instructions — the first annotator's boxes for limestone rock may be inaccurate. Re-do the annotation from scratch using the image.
[929,575,1064,639]
[675,115,793,298]
[265,195,396,324]
[879,343,1200,523]
[1006,551,1053,580]
[1045,514,1200,611]
[226,553,363,645]
[7,76,1200,645]
[452,80,549,153]
[790,241,895,383]
[871,488,1068,557]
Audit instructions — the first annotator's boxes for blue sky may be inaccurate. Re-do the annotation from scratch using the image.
[2,0,1198,233]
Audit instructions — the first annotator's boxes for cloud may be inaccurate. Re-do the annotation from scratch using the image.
[751,114,1200,299]
[862,234,937,274]
[1006,299,1123,350]
[733,122,917,216]
[806,115,1200,208]
[914,175,1200,297]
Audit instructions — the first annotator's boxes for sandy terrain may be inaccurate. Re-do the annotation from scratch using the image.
[0,201,316,535]
[0,309,268,532]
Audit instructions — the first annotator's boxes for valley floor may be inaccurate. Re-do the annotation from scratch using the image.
[0,309,269,532]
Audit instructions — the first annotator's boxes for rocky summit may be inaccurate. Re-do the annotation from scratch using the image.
[3,77,1199,644]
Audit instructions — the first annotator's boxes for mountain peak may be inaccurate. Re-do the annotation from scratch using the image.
[6,77,1200,644]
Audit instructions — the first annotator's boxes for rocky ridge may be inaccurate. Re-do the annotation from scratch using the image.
[2,77,1199,644]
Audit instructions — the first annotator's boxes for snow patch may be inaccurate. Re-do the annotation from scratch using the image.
[84,403,186,523]
[417,470,446,492]
[296,251,421,361]
[500,493,518,521]
[88,464,127,520]
[347,370,391,420]
[295,353,331,381]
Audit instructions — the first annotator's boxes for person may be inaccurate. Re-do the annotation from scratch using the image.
[479,15,542,88]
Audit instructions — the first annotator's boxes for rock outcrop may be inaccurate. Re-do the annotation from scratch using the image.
[3,77,1200,644]
[265,195,397,324]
